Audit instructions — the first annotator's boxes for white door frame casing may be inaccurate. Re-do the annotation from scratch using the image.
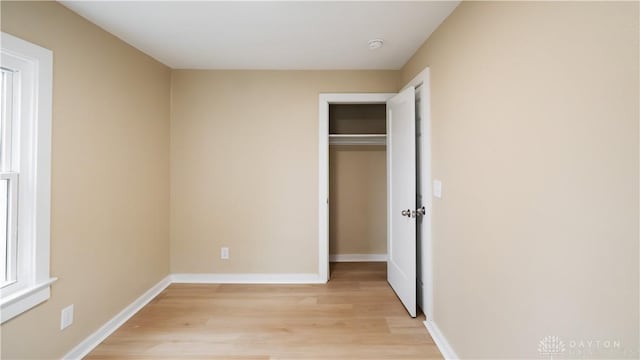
[318,93,396,282]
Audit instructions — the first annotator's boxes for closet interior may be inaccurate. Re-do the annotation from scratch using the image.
[329,104,387,262]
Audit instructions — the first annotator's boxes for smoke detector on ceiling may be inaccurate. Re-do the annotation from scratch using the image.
[368,39,384,50]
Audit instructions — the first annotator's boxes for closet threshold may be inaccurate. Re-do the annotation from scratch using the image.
[329,134,386,146]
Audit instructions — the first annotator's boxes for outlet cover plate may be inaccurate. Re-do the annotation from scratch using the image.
[61,304,74,330]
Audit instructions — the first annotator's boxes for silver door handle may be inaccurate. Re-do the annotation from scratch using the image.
[402,207,426,218]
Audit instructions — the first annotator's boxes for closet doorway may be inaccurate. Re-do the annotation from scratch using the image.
[318,68,432,320]
[318,93,395,286]
[329,104,387,263]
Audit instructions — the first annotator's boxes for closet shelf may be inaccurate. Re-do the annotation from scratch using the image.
[329,134,386,146]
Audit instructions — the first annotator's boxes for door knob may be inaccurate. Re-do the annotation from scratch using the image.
[402,207,425,218]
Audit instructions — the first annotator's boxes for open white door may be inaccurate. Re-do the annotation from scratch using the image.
[386,86,417,317]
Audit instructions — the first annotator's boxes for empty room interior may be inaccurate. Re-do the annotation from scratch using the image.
[0,1,638,359]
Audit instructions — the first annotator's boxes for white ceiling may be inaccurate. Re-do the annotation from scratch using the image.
[60,1,459,70]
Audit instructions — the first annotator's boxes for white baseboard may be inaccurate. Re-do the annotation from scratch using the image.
[329,253,387,262]
[62,276,171,360]
[171,273,324,284]
[424,319,458,359]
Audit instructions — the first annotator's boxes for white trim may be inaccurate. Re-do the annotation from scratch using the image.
[0,31,54,323]
[62,276,172,360]
[402,68,433,321]
[0,278,56,323]
[0,277,56,308]
[329,254,387,262]
[171,273,324,284]
[318,96,329,282]
[318,93,396,283]
[424,320,458,359]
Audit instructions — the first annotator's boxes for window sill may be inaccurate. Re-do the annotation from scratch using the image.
[0,277,57,323]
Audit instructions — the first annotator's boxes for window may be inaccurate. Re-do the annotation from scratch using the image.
[0,32,54,323]
[1,68,18,288]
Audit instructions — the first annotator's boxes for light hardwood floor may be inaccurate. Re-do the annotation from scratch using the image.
[86,262,442,359]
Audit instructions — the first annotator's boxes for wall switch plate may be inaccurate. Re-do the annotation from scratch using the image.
[433,180,442,199]
[220,247,229,259]
[60,304,74,330]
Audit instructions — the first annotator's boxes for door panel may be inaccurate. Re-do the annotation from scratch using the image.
[386,87,417,317]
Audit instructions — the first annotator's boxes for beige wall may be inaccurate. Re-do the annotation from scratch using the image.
[402,1,639,358]
[329,146,386,256]
[2,1,638,359]
[0,2,171,359]
[170,70,398,273]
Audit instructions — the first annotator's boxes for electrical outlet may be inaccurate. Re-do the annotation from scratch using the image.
[60,304,74,330]
[220,247,229,260]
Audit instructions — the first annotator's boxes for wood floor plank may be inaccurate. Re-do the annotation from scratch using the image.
[85,262,442,359]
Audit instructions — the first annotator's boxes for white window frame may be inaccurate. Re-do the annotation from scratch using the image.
[0,32,55,324]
